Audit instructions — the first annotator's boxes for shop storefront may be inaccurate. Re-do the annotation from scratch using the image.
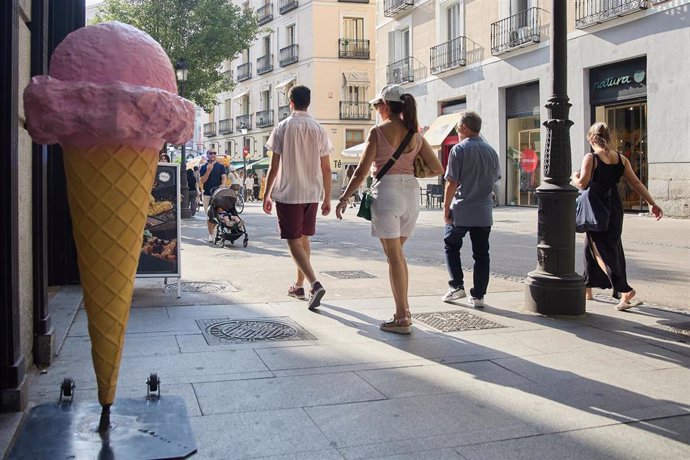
[505,82,541,207]
[590,57,648,212]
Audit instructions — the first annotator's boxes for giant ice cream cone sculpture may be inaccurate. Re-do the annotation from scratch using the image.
[23,22,194,427]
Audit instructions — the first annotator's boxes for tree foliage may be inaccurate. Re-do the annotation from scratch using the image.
[93,0,259,111]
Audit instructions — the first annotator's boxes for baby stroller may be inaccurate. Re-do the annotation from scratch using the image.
[208,187,249,247]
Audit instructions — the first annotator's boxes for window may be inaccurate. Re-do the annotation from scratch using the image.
[224,99,232,118]
[286,24,296,45]
[446,2,464,41]
[241,95,250,115]
[343,17,364,40]
[260,89,271,110]
[208,110,215,123]
[388,27,410,63]
[262,35,271,55]
[345,129,365,149]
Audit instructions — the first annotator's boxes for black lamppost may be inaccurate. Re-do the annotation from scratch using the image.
[524,1,585,315]
[175,58,192,219]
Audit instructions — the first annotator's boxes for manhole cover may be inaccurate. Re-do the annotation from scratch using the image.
[166,281,237,293]
[635,323,689,342]
[412,310,506,332]
[322,270,376,280]
[196,317,316,344]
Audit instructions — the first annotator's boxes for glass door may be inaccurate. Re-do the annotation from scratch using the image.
[596,102,648,212]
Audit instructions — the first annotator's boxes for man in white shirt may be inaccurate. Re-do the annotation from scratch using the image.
[263,85,332,310]
[244,173,255,201]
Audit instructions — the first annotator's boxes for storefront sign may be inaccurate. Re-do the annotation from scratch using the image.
[137,163,181,277]
[519,148,539,173]
[590,57,647,104]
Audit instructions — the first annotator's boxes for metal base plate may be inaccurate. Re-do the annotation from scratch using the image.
[8,396,196,460]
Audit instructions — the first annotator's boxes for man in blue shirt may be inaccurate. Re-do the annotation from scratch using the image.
[442,112,501,307]
[199,150,227,242]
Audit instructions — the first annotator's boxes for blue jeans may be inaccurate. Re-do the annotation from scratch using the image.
[444,225,491,299]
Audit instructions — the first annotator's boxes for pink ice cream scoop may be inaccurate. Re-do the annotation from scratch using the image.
[24,21,194,149]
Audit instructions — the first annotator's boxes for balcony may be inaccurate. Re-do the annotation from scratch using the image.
[430,36,466,75]
[384,0,413,18]
[256,3,273,26]
[257,54,273,75]
[237,62,252,82]
[491,7,542,55]
[278,104,291,121]
[255,109,274,128]
[280,44,299,67]
[219,118,233,134]
[338,39,370,59]
[279,0,298,14]
[576,0,647,29]
[203,122,217,137]
[386,57,414,85]
[339,101,371,120]
[235,114,252,131]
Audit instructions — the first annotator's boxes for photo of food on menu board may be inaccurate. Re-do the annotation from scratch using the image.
[137,164,179,275]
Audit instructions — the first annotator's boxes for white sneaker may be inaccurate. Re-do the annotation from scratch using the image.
[208,234,214,243]
[442,287,466,302]
[469,296,484,308]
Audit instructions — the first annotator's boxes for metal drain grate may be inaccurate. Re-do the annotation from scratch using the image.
[412,310,506,332]
[166,281,237,293]
[322,270,376,280]
[196,317,316,344]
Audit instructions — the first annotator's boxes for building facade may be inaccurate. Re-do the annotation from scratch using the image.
[377,0,689,216]
[202,0,377,196]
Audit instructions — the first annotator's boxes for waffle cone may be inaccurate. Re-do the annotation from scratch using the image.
[63,145,158,406]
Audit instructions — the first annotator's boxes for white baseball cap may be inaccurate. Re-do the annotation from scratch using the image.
[369,84,405,105]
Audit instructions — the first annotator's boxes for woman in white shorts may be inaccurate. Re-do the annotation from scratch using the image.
[335,84,443,334]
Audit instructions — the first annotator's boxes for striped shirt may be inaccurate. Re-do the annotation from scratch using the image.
[265,111,333,204]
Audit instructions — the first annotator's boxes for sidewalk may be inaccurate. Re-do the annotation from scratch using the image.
[3,205,690,459]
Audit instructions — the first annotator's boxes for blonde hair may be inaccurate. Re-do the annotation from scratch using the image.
[587,122,612,151]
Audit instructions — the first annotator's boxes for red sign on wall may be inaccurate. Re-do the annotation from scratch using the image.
[243,146,249,159]
[519,148,539,173]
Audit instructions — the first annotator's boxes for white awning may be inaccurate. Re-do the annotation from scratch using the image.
[423,112,464,148]
[343,72,370,86]
[275,77,296,92]
[232,90,249,101]
[342,142,366,158]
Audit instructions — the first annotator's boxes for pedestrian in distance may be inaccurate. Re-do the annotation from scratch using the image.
[571,122,663,310]
[159,153,170,163]
[199,150,227,242]
[336,84,443,334]
[263,85,333,310]
[442,111,501,308]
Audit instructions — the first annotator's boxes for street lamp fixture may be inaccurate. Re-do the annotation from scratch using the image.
[175,58,192,219]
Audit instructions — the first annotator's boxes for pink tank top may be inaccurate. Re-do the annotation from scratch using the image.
[371,127,422,176]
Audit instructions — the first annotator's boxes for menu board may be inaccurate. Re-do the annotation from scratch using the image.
[136,163,181,277]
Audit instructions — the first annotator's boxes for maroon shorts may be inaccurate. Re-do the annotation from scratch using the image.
[275,202,318,240]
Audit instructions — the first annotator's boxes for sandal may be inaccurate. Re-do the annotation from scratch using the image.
[380,314,412,334]
[616,300,642,311]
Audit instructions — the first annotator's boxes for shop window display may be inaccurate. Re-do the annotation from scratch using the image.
[506,115,540,206]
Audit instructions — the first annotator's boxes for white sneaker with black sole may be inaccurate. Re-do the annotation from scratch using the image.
[442,287,466,302]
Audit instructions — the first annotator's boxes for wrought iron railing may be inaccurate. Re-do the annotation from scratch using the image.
[257,54,273,74]
[278,105,291,121]
[575,0,647,29]
[203,122,217,137]
[218,119,233,134]
[339,101,371,120]
[237,62,252,81]
[430,36,466,74]
[235,114,252,131]
[386,57,414,85]
[338,39,370,59]
[256,3,273,25]
[279,0,298,14]
[279,44,299,67]
[384,0,414,17]
[491,7,542,55]
[255,110,274,128]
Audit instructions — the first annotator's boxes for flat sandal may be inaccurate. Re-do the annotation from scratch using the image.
[380,316,412,334]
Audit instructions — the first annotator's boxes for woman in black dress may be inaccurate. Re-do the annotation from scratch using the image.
[571,123,663,310]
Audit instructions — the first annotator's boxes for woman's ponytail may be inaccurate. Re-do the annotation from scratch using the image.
[400,93,419,132]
